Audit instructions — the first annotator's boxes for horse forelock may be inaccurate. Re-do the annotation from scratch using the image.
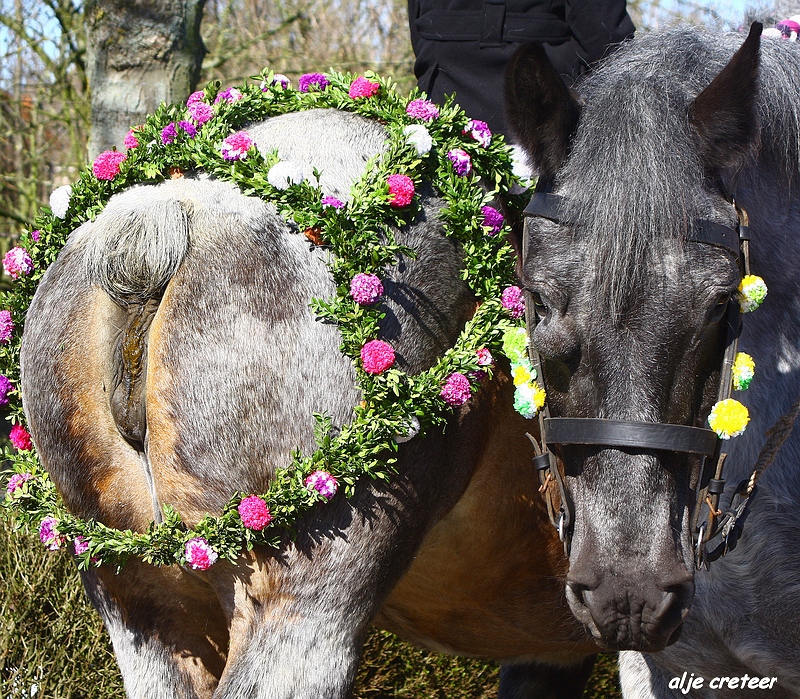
[556,28,800,317]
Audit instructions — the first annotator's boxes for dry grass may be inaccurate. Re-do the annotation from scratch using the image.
[0,518,620,698]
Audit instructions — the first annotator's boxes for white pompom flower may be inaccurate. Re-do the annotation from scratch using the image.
[49,184,72,219]
[509,145,534,193]
[267,161,305,190]
[403,124,433,156]
[393,415,421,444]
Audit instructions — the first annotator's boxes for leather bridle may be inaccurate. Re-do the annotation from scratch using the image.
[521,184,751,568]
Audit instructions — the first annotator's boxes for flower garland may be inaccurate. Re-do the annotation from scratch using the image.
[1,70,537,571]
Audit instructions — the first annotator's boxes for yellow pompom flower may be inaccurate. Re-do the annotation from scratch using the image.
[732,352,755,391]
[708,398,750,439]
[737,275,768,313]
[511,361,535,387]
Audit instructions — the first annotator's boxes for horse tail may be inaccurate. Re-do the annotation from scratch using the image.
[79,182,191,304]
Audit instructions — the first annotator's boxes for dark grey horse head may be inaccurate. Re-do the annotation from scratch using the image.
[505,25,762,651]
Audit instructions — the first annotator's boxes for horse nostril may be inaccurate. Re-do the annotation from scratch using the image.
[565,579,592,609]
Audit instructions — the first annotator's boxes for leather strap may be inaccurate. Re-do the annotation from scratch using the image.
[544,418,719,456]
[523,193,562,222]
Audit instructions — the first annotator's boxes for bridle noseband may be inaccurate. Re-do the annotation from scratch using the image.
[522,185,751,568]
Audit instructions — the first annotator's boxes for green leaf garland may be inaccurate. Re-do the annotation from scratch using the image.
[1,69,530,571]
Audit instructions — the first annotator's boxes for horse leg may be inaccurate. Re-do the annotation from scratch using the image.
[80,562,228,699]
[498,656,597,699]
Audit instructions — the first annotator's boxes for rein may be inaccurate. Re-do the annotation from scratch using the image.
[520,186,793,568]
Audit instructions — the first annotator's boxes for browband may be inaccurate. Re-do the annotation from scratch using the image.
[524,192,742,255]
[544,418,720,456]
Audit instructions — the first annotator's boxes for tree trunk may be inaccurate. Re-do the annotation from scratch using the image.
[85,0,206,158]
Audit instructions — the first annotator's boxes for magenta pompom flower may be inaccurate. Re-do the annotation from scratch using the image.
[188,101,213,124]
[92,150,126,180]
[161,122,178,145]
[238,495,273,530]
[124,128,139,149]
[221,131,254,161]
[178,120,198,137]
[406,98,439,121]
[10,423,32,451]
[184,537,218,570]
[214,87,243,104]
[187,90,205,106]
[39,516,64,550]
[73,536,90,556]
[387,174,415,207]
[447,149,472,177]
[0,374,13,406]
[350,273,384,305]
[777,19,800,38]
[476,347,493,367]
[464,119,492,147]
[31,229,41,242]
[361,339,395,374]
[481,205,504,235]
[305,470,338,499]
[441,372,472,406]
[3,246,33,279]
[6,472,31,495]
[298,73,330,92]
[322,195,345,209]
[0,310,13,343]
[501,286,525,319]
[349,76,380,98]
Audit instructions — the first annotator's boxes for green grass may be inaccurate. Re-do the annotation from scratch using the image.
[0,519,620,698]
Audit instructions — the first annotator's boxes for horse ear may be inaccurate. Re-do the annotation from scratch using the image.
[505,43,581,179]
[689,22,762,171]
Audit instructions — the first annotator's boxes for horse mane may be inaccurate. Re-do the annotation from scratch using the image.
[557,28,800,315]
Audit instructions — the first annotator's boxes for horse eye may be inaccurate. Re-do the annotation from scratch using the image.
[708,292,731,322]
[530,291,549,317]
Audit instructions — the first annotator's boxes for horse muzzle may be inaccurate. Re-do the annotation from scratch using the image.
[565,564,694,651]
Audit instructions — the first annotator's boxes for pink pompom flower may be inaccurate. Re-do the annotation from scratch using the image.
[321,195,345,209]
[361,339,395,374]
[349,76,380,98]
[298,73,330,92]
[187,90,205,106]
[501,286,525,319]
[214,87,243,104]
[10,423,32,451]
[221,131,254,161]
[178,120,197,137]
[406,99,439,121]
[464,119,492,147]
[387,174,415,207]
[350,273,384,305]
[6,472,31,495]
[184,537,218,570]
[0,310,13,343]
[73,536,90,556]
[305,470,338,499]
[476,347,493,367]
[188,101,213,124]
[3,246,33,279]
[441,372,472,406]
[447,148,472,176]
[238,495,273,530]
[92,150,126,180]
[39,516,64,550]
[0,374,13,406]
[124,128,140,149]
[777,19,800,38]
[481,205,504,234]
[31,229,41,242]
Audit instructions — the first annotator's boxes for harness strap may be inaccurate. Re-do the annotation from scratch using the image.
[545,418,720,456]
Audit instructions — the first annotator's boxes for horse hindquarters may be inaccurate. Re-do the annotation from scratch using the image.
[23,172,484,698]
